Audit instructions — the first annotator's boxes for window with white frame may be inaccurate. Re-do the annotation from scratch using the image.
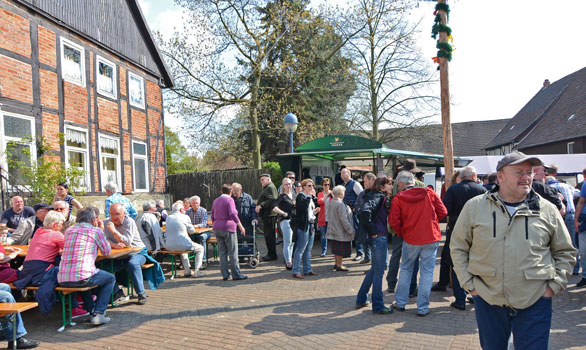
[96,56,117,99]
[99,135,120,190]
[128,72,145,109]
[60,38,85,87]
[1,113,35,185]
[567,142,575,154]
[65,127,90,190]
[132,141,149,191]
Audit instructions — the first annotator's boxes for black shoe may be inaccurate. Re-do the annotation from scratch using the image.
[417,310,430,317]
[391,302,405,312]
[576,278,586,288]
[355,300,371,309]
[113,289,129,303]
[262,255,278,262]
[374,307,393,314]
[431,283,447,292]
[334,265,349,272]
[359,258,371,264]
[8,337,40,349]
[200,263,208,270]
[233,275,248,281]
[450,302,466,311]
[387,286,395,293]
[137,293,147,305]
[222,276,230,281]
[467,296,474,304]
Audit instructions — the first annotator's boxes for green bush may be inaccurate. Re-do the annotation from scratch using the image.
[262,161,283,186]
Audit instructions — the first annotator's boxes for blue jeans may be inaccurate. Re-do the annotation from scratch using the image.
[0,283,26,341]
[112,252,147,295]
[281,220,294,264]
[356,236,388,312]
[292,228,313,275]
[61,270,116,315]
[352,213,364,257]
[565,213,580,275]
[395,241,439,314]
[579,230,586,279]
[387,234,418,293]
[319,225,327,255]
[473,295,552,350]
[193,232,212,263]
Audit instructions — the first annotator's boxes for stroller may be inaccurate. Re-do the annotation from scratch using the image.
[238,222,260,268]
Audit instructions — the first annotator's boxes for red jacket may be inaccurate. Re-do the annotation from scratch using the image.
[389,187,447,245]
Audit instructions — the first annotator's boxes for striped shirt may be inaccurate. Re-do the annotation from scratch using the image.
[547,179,579,213]
[58,223,111,283]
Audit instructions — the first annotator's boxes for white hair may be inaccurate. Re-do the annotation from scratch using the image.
[156,199,165,206]
[395,171,415,186]
[172,201,184,212]
[53,200,68,209]
[460,166,477,180]
[190,196,200,203]
[104,182,119,193]
[143,200,156,212]
[332,185,346,197]
[44,211,65,228]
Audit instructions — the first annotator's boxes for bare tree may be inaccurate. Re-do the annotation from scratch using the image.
[344,0,438,143]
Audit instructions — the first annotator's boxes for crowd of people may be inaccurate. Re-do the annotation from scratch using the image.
[0,151,584,349]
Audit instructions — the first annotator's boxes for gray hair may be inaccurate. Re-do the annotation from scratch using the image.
[363,172,376,181]
[231,183,242,190]
[44,211,65,228]
[172,201,184,212]
[332,185,346,197]
[77,207,97,224]
[460,166,477,180]
[395,171,415,186]
[189,195,201,203]
[156,199,165,206]
[104,182,119,193]
[143,200,156,212]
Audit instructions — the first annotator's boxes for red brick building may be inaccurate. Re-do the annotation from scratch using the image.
[0,0,173,197]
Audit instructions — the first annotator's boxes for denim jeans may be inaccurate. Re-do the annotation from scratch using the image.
[112,252,147,295]
[356,235,388,312]
[193,231,212,263]
[0,283,26,341]
[565,213,580,275]
[387,234,418,293]
[579,230,586,279]
[352,213,364,257]
[319,224,328,255]
[473,295,552,350]
[61,270,116,315]
[281,220,294,264]
[395,241,439,314]
[292,227,313,275]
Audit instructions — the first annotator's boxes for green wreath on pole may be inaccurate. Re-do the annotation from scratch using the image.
[431,2,453,65]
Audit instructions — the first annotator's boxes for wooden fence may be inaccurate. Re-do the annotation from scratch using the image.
[167,168,275,210]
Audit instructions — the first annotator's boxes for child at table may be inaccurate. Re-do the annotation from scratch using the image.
[0,244,20,283]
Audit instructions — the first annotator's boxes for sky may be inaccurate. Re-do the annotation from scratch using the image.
[138,0,586,129]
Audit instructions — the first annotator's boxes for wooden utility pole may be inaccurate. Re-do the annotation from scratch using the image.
[438,0,454,188]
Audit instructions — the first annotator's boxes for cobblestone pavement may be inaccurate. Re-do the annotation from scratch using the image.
[19,236,586,350]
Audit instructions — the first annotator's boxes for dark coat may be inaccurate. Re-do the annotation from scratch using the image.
[257,183,278,217]
[532,181,563,210]
[443,179,487,231]
[292,193,313,233]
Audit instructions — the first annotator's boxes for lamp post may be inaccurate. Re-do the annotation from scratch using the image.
[283,113,298,153]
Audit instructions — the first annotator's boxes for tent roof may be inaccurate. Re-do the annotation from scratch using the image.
[278,135,472,167]
[460,154,586,175]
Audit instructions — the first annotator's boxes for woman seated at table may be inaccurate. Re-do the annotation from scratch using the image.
[14,211,65,288]
[165,201,206,278]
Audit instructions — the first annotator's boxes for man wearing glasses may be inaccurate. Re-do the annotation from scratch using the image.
[451,152,576,350]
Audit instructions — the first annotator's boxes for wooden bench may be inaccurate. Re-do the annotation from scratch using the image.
[0,302,38,349]
[207,237,218,262]
[8,283,97,332]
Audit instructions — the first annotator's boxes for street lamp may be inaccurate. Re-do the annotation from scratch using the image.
[284,113,298,153]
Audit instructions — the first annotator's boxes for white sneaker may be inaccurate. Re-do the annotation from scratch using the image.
[183,270,193,277]
[90,313,111,326]
[194,270,207,278]
[353,255,364,261]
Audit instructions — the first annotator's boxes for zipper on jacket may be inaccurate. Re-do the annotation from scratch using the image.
[525,216,528,240]
[492,211,496,238]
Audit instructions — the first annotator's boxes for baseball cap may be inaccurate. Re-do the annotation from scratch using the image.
[33,203,53,211]
[259,173,271,179]
[496,152,542,171]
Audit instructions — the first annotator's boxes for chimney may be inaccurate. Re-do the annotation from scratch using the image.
[543,79,550,87]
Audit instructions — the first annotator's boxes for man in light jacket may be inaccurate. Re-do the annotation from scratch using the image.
[451,152,577,350]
